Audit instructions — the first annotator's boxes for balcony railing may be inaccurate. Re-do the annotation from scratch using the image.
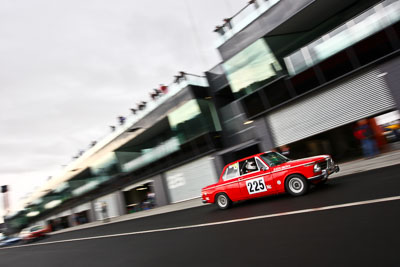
[214,0,281,47]
[64,73,209,173]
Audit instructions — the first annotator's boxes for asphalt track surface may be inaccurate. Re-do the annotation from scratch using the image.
[1,164,400,267]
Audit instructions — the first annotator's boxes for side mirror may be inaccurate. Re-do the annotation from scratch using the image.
[260,167,266,171]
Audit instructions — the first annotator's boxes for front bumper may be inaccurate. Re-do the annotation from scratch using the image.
[308,164,340,182]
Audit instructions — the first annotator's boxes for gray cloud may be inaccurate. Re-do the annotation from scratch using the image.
[0,0,245,214]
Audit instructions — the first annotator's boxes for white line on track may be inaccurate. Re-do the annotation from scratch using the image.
[1,195,400,250]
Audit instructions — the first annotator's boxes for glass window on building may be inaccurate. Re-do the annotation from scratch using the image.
[168,99,220,143]
[90,152,120,176]
[223,39,282,98]
[169,99,202,129]
[285,0,400,75]
[121,100,221,174]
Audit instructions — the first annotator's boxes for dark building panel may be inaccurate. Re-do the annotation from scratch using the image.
[219,101,258,147]
[381,57,400,111]
[206,64,230,93]
[217,0,380,61]
[218,0,313,61]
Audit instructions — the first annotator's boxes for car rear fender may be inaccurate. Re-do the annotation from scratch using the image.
[211,190,232,203]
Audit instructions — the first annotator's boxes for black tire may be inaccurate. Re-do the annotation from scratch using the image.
[215,193,232,210]
[285,174,309,196]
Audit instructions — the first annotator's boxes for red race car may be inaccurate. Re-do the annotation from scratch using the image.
[20,225,50,242]
[202,152,339,209]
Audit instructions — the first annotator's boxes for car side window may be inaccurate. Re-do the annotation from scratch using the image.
[223,163,240,181]
[30,226,41,232]
[239,158,259,176]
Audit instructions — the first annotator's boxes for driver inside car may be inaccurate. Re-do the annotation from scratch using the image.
[244,160,257,173]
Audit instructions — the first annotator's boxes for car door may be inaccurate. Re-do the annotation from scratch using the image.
[238,157,274,199]
[219,162,242,201]
[255,157,276,193]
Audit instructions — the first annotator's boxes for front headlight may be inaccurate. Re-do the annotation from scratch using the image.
[314,164,321,173]
[328,158,334,167]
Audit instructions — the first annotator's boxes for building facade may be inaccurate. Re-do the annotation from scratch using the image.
[6,76,222,232]
[208,0,400,170]
[5,0,400,233]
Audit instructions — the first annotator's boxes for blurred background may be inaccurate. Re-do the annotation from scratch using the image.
[1,0,400,239]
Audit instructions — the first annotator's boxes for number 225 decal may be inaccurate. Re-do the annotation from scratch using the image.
[246,177,268,194]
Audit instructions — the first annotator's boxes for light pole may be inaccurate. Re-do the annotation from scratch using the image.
[1,185,9,214]
[1,185,9,234]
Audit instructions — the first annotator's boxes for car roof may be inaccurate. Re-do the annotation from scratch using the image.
[224,152,269,167]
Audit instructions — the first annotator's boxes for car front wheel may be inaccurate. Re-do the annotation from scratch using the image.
[285,174,309,196]
[215,193,232,210]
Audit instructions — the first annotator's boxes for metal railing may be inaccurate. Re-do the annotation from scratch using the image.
[17,73,209,211]
[214,0,281,47]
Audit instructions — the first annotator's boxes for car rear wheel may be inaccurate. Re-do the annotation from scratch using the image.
[285,174,309,196]
[216,193,232,210]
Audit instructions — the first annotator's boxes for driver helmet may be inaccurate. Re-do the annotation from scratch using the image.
[246,161,257,171]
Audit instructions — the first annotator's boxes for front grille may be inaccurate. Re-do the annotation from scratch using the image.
[319,160,328,170]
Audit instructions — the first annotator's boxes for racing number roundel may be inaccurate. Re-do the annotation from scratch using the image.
[246,177,267,194]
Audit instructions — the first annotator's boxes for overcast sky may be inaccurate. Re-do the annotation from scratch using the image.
[0,0,245,219]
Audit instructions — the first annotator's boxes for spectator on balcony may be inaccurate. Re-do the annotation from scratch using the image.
[118,116,126,125]
[174,71,187,84]
[138,101,147,110]
[160,84,168,94]
[214,25,225,35]
[249,0,259,8]
[150,89,162,100]
[223,18,232,30]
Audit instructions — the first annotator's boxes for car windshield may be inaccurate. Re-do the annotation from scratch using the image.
[260,152,290,167]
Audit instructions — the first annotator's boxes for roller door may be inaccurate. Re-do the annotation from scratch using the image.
[166,156,218,203]
[95,192,121,219]
[268,68,396,146]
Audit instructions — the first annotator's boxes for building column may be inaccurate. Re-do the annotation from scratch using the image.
[67,209,76,227]
[89,201,97,222]
[212,154,225,178]
[153,174,169,207]
[115,190,126,216]
[254,117,276,151]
